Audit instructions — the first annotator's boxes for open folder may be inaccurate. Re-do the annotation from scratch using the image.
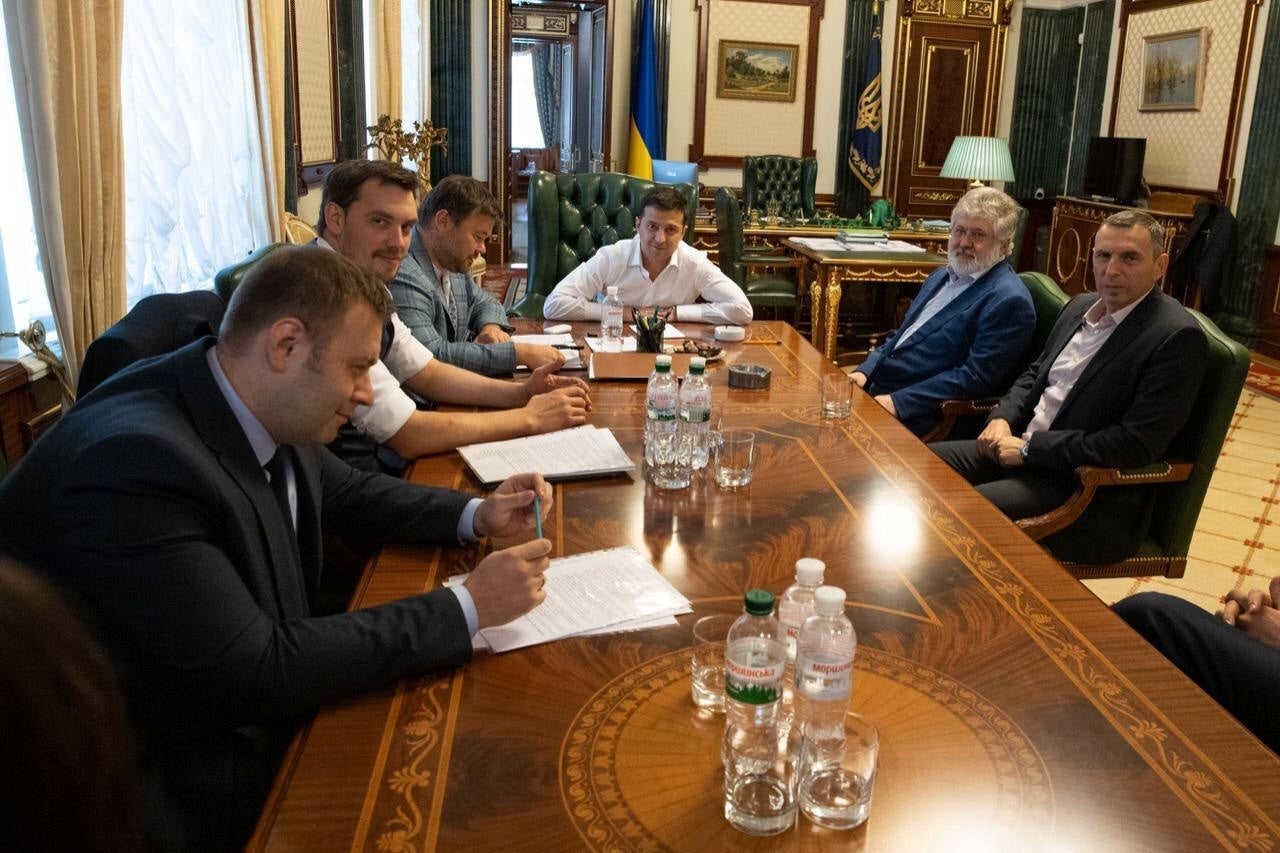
[456,425,635,485]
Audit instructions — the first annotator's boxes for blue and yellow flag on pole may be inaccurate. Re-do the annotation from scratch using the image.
[627,0,663,179]
[848,0,882,191]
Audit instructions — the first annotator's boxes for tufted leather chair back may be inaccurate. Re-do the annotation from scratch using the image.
[512,170,697,318]
[741,155,818,219]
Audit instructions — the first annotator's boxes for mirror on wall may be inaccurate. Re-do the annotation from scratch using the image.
[490,1,612,263]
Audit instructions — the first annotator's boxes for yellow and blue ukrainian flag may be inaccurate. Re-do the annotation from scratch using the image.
[627,0,663,179]
[848,0,882,191]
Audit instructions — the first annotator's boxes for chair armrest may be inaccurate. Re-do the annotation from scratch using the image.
[921,398,1000,444]
[1016,461,1194,541]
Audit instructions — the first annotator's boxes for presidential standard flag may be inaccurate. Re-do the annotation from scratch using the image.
[848,0,883,192]
[627,0,663,179]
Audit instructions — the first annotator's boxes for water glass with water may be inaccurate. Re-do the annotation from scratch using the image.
[691,614,735,712]
[724,723,798,835]
[798,712,879,830]
[713,429,755,489]
[651,430,694,490]
[821,374,853,420]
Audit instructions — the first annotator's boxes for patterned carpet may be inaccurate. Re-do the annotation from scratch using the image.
[1084,385,1280,611]
[1247,360,1280,402]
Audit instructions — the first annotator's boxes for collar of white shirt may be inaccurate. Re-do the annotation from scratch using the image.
[627,237,681,279]
[1083,285,1153,328]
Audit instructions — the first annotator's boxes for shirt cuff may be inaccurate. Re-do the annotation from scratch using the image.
[448,585,480,636]
[675,304,705,323]
[457,497,483,541]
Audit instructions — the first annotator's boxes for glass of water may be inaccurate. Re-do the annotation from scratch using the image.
[651,430,693,490]
[691,614,735,711]
[798,712,879,830]
[821,373,853,420]
[713,429,755,490]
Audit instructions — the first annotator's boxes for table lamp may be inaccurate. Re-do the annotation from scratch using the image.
[939,136,1015,188]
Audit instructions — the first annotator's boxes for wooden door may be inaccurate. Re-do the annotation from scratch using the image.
[886,0,1010,219]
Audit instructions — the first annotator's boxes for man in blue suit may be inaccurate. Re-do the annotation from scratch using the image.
[852,187,1035,436]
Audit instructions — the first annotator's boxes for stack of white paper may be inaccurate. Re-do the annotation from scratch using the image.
[583,336,638,353]
[457,425,635,485]
[446,547,692,653]
[511,333,583,369]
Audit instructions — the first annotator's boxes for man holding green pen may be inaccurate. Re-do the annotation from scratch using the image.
[542,186,753,326]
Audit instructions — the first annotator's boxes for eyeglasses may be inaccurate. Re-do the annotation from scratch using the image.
[949,225,992,243]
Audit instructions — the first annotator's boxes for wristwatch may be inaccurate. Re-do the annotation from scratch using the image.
[1019,442,1030,460]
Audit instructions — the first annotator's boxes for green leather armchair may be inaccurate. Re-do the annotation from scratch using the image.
[741,155,818,220]
[714,187,799,319]
[512,170,697,319]
[213,243,290,303]
[1018,309,1249,579]
[921,271,1070,443]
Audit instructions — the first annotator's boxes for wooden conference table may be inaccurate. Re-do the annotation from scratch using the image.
[782,239,945,362]
[251,322,1279,851]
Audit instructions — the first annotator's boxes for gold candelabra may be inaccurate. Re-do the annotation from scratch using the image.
[366,115,448,194]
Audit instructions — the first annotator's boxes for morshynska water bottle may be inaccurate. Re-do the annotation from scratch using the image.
[600,285,624,352]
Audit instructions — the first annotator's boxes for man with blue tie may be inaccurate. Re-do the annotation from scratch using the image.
[852,187,1035,436]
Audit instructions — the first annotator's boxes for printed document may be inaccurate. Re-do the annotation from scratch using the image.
[457,425,634,485]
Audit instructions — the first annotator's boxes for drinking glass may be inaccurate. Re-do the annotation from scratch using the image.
[821,374,853,420]
[651,430,693,490]
[691,614,735,711]
[713,429,755,490]
[798,712,879,830]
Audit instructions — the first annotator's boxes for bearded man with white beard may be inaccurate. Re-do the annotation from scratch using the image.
[851,187,1036,437]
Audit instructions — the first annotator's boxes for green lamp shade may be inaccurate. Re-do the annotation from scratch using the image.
[939,136,1016,184]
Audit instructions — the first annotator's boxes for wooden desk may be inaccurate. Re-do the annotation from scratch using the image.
[782,240,945,362]
[692,222,949,266]
[252,322,1279,851]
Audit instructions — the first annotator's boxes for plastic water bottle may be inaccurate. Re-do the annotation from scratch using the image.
[793,586,856,732]
[678,356,712,469]
[723,589,795,835]
[778,558,826,663]
[643,355,678,466]
[600,285,624,352]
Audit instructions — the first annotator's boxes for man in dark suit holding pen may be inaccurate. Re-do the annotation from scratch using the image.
[931,209,1208,564]
[852,187,1035,436]
[0,247,554,851]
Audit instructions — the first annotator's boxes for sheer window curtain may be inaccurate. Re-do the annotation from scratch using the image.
[1,0,126,386]
[367,0,402,130]
[120,1,270,306]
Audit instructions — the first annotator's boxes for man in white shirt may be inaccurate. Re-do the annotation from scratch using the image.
[314,160,591,468]
[931,210,1208,563]
[542,186,753,326]
[851,187,1035,436]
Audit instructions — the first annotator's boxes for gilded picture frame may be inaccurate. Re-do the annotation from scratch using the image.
[1139,28,1209,112]
[715,40,799,103]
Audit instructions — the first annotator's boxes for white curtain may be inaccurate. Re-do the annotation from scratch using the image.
[1,0,126,385]
[121,0,270,304]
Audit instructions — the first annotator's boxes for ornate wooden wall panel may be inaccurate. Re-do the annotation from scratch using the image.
[886,0,1010,219]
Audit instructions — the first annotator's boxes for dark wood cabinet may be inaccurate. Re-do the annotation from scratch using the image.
[0,360,63,468]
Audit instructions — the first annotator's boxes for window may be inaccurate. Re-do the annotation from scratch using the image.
[0,9,55,359]
[121,1,270,306]
[510,51,547,149]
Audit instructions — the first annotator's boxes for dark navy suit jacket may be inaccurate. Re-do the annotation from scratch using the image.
[856,260,1035,436]
[0,338,475,851]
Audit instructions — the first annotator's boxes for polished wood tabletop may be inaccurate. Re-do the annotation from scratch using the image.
[251,321,1279,852]
[782,239,945,361]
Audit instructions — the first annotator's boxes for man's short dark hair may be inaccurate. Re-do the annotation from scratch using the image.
[315,159,419,236]
[220,246,394,355]
[418,175,503,228]
[639,185,688,222]
[1101,209,1166,257]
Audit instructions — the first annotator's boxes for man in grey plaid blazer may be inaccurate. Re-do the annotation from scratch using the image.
[390,177,564,376]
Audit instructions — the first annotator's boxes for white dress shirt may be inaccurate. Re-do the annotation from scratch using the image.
[895,260,997,346]
[315,237,434,442]
[1022,290,1150,439]
[542,237,753,325]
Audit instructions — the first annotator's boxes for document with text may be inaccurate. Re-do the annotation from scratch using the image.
[476,546,692,653]
[457,425,635,485]
[512,333,583,369]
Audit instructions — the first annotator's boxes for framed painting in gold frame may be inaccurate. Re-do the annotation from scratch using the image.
[1139,28,1209,112]
[715,40,799,103]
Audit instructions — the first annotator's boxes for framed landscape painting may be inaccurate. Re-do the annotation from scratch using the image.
[1140,28,1209,111]
[716,40,799,103]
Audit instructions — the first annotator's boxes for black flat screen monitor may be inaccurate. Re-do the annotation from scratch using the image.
[1083,137,1146,203]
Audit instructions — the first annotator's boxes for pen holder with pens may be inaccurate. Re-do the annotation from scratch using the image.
[634,315,666,353]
